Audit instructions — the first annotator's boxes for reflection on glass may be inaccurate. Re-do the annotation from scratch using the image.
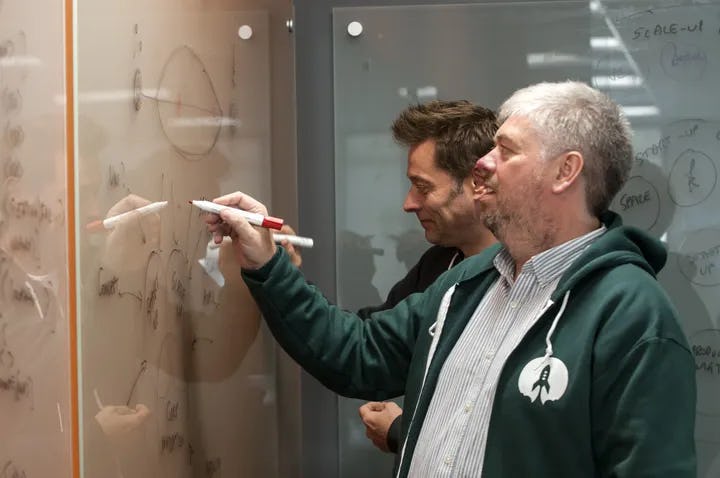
[334,1,720,477]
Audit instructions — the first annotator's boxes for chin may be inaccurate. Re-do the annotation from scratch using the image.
[482,215,503,236]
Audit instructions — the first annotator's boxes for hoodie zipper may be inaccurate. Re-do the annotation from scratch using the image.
[395,289,571,477]
[396,283,457,477]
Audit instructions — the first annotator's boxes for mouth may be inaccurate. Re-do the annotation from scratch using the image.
[472,170,496,197]
[478,185,496,198]
[418,219,434,228]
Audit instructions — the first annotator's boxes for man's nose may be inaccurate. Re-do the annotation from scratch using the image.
[475,150,497,175]
[403,191,420,212]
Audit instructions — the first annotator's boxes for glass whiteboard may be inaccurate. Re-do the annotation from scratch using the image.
[333,1,720,476]
[0,0,72,476]
[76,1,281,476]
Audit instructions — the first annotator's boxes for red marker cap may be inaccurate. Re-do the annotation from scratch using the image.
[261,215,284,230]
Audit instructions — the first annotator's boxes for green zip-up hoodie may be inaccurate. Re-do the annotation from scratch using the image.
[242,212,696,477]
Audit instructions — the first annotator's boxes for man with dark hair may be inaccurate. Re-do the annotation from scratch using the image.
[356,100,497,454]
[205,81,695,477]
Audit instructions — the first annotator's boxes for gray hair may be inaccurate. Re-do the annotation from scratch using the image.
[498,81,633,217]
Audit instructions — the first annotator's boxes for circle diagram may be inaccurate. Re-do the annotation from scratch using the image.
[690,328,720,416]
[611,176,660,231]
[155,46,222,158]
[668,148,716,207]
[677,229,720,287]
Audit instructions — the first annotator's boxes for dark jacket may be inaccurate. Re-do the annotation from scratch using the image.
[242,212,696,477]
[357,245,463,452]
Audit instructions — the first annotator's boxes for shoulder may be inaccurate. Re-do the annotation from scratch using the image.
[586,264,689,352]
[416,245,461,265]
[401,246,463,294]
[596,263,675,313]
[453,243,502,278]
[420,244,500,290]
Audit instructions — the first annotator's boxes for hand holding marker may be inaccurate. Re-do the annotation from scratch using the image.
[190,200,314,248]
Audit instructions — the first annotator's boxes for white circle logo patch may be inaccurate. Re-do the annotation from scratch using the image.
[518,357,569,405]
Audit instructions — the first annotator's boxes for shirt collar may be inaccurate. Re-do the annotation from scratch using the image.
[494,225,607,286]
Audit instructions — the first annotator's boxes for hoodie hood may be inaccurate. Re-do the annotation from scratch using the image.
[550,210,667,301]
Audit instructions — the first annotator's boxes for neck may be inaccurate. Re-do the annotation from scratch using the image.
[459,229,497,257]
[504,210,600,277]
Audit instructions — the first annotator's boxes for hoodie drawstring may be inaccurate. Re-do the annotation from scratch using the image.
[543,290,570,360]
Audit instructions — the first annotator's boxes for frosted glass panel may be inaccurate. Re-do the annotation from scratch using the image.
[76,2,279,476]
[0,1,71,476]
[334,1,720,477]
[603,3,720,477]
[334,2,590,476]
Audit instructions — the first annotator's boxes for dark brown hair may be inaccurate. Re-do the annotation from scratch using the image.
[392,100,497,185]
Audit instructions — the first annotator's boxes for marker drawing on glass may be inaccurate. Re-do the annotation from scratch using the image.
[86,200,168,230]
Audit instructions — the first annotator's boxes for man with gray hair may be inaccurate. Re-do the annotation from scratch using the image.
[204,81,696,477]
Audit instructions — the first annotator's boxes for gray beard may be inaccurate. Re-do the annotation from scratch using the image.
[482,197,555,253]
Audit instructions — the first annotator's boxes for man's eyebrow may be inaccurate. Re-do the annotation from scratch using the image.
[494,133,518,147]
[408,175,433,186]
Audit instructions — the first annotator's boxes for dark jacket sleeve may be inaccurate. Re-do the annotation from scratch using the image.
[355,246,460,453]
[594,338,695,477]
[386,415,402,454]
[591,275,696,477]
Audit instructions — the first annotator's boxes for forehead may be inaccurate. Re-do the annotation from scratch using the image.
[407,140,437,172]
[407,140,454,182]
[495,115,539,147]
[408,139,436,161]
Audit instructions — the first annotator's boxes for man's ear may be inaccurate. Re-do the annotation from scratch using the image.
[552,151,584,194]
[470,169,486,199]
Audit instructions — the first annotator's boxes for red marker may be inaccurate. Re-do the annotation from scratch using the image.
[190,200,283,230]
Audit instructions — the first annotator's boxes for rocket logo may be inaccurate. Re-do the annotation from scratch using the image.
[518,357,569,405]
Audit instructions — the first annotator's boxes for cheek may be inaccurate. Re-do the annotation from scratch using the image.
[422,201,441,217]
[423,192,446,210]
[513,175,544,205]
[436,197,465,222]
